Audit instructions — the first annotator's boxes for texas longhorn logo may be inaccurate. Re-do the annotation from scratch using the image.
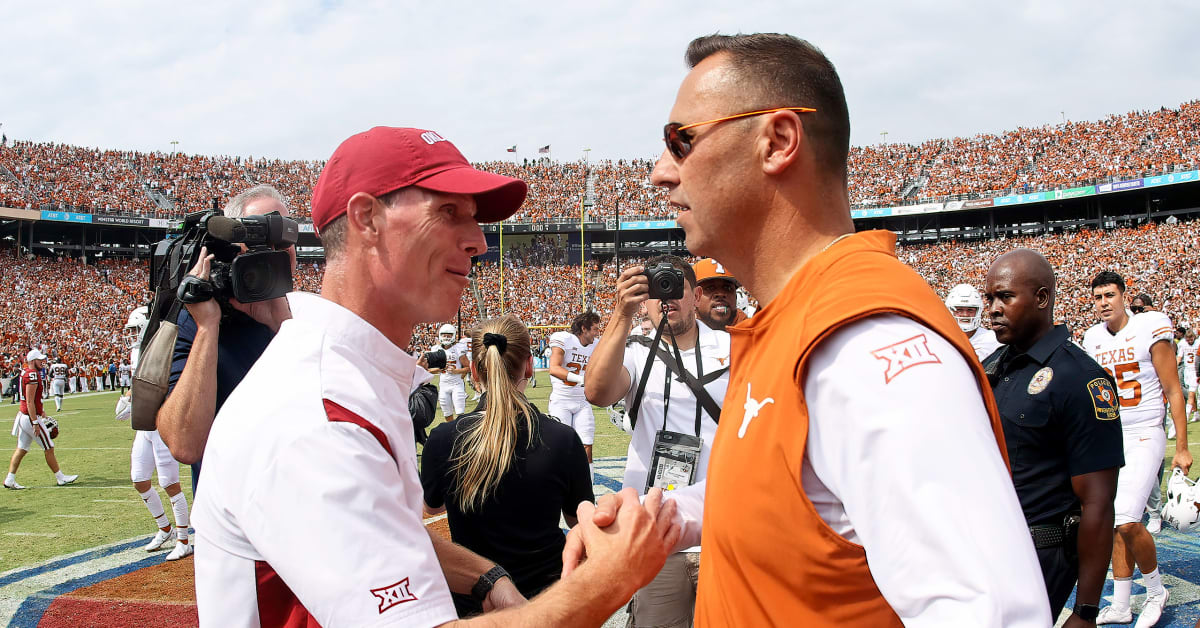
[870,334,941,383]
[739,382,774,439]
[370,578,418,614]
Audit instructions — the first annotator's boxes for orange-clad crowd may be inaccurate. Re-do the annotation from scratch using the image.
[0,249,148,376]
[2,101,1196,220]
[4,219,1200,372]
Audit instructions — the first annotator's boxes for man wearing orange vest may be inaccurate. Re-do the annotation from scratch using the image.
[569,33,1051,626]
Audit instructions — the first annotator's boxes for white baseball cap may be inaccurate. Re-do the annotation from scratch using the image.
[27,349,46,362]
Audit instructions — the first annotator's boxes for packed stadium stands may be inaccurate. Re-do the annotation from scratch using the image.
[3,98,1200,374]
[2,101,1196,220]
[10,218,1199,375]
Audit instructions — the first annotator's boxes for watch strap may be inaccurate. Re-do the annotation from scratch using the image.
[1072,603,1099,621]
[471,565,510,602]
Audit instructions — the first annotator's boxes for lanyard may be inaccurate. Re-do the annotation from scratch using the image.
[661,322,705,437]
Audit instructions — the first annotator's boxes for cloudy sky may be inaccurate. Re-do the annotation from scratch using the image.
[2,1,1197,164]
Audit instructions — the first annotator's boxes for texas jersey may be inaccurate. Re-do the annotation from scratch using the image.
[50,363,68,380]
[1084,311,1174,429]
[1178,337,1199,385]
[549,331,594,401]
[430,342,466,387]
[968,327,1001,362]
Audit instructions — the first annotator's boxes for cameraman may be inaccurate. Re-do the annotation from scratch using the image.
[156,185,295,489]
[585,254,731,628]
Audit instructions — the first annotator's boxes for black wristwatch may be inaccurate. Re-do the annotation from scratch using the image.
[1073,603,1099,622]
[471,565,510,603]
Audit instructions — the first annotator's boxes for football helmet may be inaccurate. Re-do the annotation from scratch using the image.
[125,306,149,349]
[945,284,983,334]
[41,416,59,439]
[1161,467,1200,532]
[606,401,633,435]
[438,324,457,348]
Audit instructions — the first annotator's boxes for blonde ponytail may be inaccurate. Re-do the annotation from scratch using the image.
[449,315,535,512]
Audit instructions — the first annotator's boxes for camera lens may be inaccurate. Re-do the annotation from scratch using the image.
[241,265,269,299]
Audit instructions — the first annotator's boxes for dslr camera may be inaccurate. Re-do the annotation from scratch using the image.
[423,349,448,370]
[149,209,299,312]
[643,263,685,300]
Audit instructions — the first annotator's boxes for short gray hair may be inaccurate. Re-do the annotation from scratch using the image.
[223,184,289,218]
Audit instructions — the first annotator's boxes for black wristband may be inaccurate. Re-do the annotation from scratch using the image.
[1072,603,1099,621]
[471,565,510,603]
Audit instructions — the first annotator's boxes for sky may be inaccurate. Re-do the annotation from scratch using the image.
[2,1,1198,164]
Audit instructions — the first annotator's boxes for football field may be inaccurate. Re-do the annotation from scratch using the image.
[2,380,1200,626]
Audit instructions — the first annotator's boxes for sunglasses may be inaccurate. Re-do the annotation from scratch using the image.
[1131,305,1145,313]
[662,106,818,160]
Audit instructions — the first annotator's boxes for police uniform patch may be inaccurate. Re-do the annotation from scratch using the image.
[1087,378,1119,421]
[1027,367,1053,395]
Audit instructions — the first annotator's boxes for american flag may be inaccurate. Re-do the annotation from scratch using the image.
[538,145,550,154]
[506,145,516,153]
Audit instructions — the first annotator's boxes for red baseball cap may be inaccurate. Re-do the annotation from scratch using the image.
[311,127,527,233]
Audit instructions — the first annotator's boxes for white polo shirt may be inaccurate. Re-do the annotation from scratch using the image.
[193,292,456,628]
[620,320,730,496]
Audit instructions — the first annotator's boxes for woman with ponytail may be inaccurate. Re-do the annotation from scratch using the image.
[421,315,594,617]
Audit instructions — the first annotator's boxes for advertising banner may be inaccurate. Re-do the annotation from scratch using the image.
[93,215,150,227]
[1051,186,1096,200]
[40,210,92,223]
[1143,170,1199,188]
[620,220,677,230]
[1097,179,1144,194]
[963,199,994,209]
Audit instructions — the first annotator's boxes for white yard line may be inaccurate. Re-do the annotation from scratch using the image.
[92,499,141,504]
[51,514,102,519]
[3,533,58,538]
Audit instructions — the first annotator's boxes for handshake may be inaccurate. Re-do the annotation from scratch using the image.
[560,488,683,599]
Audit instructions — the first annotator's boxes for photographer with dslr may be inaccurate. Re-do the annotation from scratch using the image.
[585,254,731,628]
[156,185,297,488]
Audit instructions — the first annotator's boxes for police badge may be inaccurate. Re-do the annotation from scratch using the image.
[1027,367,1053,395]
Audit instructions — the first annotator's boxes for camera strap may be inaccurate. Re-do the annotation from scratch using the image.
[627,316,726,433]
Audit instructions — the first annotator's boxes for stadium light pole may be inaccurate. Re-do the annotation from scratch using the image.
[170,140,179,155]
[1061,111,1066,124]
[880,131,888,145]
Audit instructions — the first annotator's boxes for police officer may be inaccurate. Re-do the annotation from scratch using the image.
[982,249,1124,625]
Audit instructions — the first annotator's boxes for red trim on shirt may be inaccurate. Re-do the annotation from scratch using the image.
[322,399,394,460]
[255,561,322,627]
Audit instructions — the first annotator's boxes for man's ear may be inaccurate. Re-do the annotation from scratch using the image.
[761,110,803,176]
[345,192,382,245]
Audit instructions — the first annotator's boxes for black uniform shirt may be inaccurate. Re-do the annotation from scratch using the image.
[983,325,1125,525]
[421,406,594,598]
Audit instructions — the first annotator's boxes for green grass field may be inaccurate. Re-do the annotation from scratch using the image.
[0,372,633,572]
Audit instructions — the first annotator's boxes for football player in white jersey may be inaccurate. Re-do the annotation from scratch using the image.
[945,283,1001,361]
[48,359,69,412]
[549,311,601,466]
[429,323,470,421]
[1083,272,1191,626]
[1176,329,1199,423]
[118,307,192,560]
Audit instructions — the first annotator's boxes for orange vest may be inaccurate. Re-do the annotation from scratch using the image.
[696,230,1009,627]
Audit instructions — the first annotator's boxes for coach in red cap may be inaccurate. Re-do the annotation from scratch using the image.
[193,127,681,627]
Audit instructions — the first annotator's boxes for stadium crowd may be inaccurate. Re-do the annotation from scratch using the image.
[0,248,147,378]
[2,101,1196,221]
[8,219,1200,377]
